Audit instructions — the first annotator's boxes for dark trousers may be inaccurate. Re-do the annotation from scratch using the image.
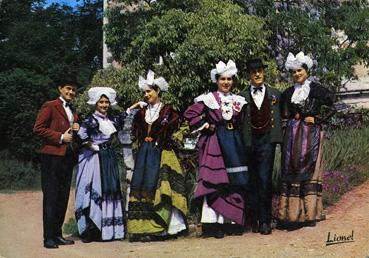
[40,151,74,240]
[246,132,276,224]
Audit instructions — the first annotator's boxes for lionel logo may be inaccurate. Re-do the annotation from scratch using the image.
[326,230,354,246]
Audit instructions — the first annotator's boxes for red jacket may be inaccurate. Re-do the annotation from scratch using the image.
[33,98,78,156]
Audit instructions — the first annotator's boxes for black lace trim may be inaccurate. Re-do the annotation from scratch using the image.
[85,183,102,206]
[75,208,84,220]
[159,164,186,195]
[102,216,124,227]
[279,181,322,197]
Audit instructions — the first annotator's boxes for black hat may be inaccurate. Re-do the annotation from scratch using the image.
[246,58,268,72]
[55,73,83,89]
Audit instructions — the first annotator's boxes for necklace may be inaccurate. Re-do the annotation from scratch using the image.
[145,102,162,125]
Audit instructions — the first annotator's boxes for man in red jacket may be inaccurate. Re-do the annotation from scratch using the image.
[33,81,80,248]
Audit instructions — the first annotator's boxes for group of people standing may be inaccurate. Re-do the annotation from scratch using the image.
[33,51,334,248]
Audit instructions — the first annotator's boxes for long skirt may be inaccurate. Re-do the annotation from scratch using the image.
[128,143,188,239]
[200,125,249,224]
[75,147,125,240]
[216,125,249,186]
[278,119,325,223]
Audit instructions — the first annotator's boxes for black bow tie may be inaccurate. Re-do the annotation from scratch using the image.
[252,87,263,94]
[64,102,73,110]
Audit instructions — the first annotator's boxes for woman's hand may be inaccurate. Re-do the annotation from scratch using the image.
[304,116,315,124]
[130,101,147,110]
[72,122,80,132]
[83,141,100,151]
[191,122,210,135]
[127,101,147,113]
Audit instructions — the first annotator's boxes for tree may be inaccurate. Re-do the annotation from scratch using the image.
[0,0,103,160]
[234,0,369,90]
[88,0,271,112]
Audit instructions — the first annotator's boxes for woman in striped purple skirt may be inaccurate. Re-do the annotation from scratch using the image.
[277,52,334,228]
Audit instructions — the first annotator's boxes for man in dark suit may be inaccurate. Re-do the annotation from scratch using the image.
[33,81,80,248]
[239,59,282,235]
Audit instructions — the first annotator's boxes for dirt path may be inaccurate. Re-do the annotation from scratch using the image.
[1,181,369,258]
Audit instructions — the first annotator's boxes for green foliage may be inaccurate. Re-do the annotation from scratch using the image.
[323,126,369,171]
[235,0,369,91]
[63,218,79,236]
[101,0,271,111]
[0,0,103,160]
[322,126,369,206]
[0,151,40,190]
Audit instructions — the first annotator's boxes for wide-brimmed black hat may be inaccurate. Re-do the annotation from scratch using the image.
[246,58,268,72]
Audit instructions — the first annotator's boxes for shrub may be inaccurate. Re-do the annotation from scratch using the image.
[63,218,79,236]
[0,151,40,190]
[322,125,369,207]
[323,126,369,171]
[322,170,350,207]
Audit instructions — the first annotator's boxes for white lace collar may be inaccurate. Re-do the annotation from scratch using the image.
[145,102,162,125]
[194,92,247,120]
[93,111,117,136]
[291,80,311,105]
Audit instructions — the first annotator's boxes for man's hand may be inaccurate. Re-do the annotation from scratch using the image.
[304,116,315,124]
[72,123,80,132]
[62,128,73,143]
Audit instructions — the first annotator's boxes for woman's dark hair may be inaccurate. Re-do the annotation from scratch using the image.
[149,84,162,97]
[289,63,310,73]
[210,74,238,92]
[301,63,309,72]
[95,94,111,107]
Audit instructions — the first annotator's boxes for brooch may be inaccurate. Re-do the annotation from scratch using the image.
[271,95,278,105]
[233,101,241,112]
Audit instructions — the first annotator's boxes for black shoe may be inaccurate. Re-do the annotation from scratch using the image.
[200,223,213,238]
[259,223,272,235]
[223,224,243,236]
[214,223,224,239]
[44,238,59,249]
[245,221,259,233]
[251,222,259,233]
[54,236,75,245]
[304,221,316,227]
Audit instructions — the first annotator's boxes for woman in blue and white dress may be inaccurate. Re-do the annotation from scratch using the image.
[75,87,128,242]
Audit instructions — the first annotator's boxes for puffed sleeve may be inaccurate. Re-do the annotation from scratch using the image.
[111,111,128,130]
[280,89,291,120]
[317,84,335,106]
[183,102,207,132]
[77,120,89,143]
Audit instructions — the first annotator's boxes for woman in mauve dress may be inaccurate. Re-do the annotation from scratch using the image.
[184,60,249,238]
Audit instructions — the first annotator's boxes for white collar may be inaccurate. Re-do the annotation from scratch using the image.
[251,84,265,91]
[291,80,311,105]
[148,102,161,109]
[294,79,311,89]
[217,91,232,97]
[93,111,108,119]
[93,111,116,136]
[59,96,68,106]
[145,102,162,125]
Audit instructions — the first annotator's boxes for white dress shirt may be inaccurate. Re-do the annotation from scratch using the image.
[59,97,74,126]
[250,84,266,110]
[59,97,74,144]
